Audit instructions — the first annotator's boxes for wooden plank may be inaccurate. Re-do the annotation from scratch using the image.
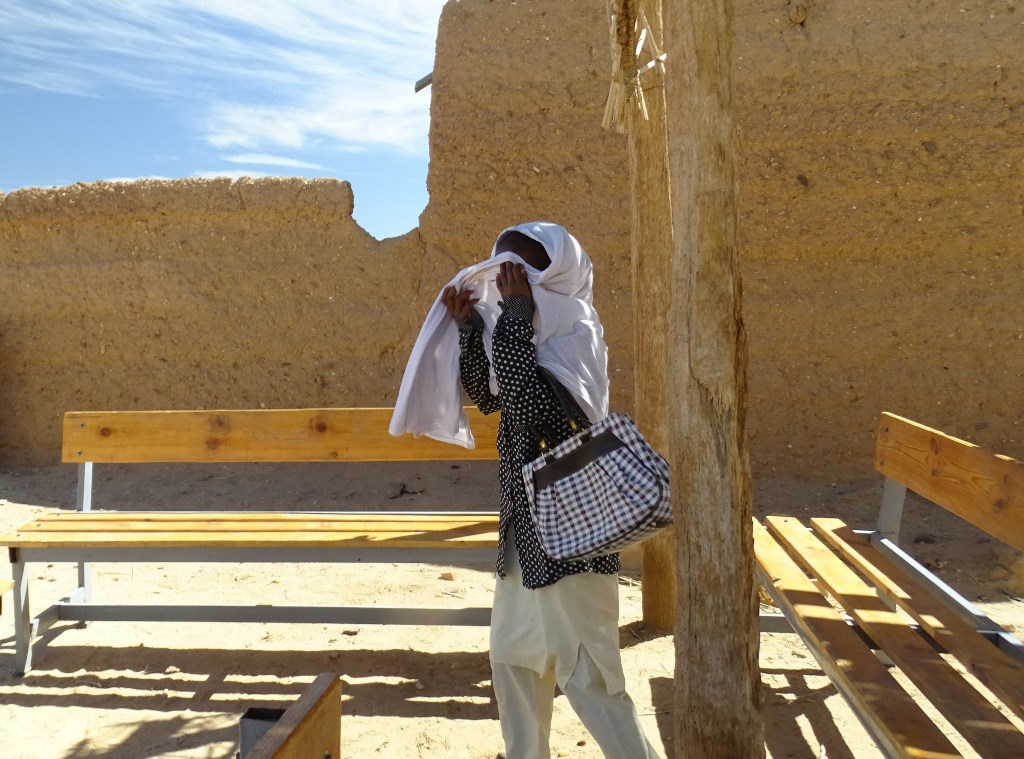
[14,511,497,521]
[0,512,501,549]
[752,519,960,759]
[5,525,496,538]
[875,413,1024,552]
[0,528,499,549]
[767,515,1024,758]
[62,408,500,464]
[7,512,498,530]
[812,517,1024,721]
[2,525,498,539]
[1,512,499,549]
[7,524,497,538]
[247,672,341,759]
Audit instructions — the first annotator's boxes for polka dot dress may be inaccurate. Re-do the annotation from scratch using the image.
[457,295,619,590]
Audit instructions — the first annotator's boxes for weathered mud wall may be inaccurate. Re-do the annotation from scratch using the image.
[1,0,1021,478]
[733,0,1024,476]
[421,0,1024,477]
[0,179,424,462]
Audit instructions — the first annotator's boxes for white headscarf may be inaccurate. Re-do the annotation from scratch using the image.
[389,221,610,447]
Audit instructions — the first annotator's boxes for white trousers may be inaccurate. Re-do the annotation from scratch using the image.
[490,529,660,758]
[491,646,661,759]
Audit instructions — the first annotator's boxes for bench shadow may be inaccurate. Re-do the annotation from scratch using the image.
[761,666,861,759]
[647,668,863,759]
[1,619,673,758]
[58,714,239,759]
[0,637,496,721]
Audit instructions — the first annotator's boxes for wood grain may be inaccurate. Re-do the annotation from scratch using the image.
[63,408,500,463]
[754,519,960,758]
[247,673,341,759]
[875,412,1024,551]
[0,512,500,549]
[812,517,1024,722]
[768,515,1024,758]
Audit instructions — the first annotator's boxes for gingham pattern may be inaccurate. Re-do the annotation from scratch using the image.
[523,413,672,561]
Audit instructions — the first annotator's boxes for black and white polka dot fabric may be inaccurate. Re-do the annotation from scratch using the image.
[458,295,620,589]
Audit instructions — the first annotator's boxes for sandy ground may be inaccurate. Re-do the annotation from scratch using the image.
[1,462,1021,759]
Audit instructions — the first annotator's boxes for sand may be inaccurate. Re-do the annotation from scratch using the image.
[1,463,1021,758]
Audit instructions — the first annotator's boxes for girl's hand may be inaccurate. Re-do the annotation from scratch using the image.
[496,262,532,300]
[442,285,480,320]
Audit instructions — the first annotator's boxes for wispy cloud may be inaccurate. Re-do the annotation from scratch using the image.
[0,1,446,155]
[224,154,326,170]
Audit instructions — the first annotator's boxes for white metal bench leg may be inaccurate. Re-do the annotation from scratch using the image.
[876,477,907,543]
[76,562,92,628]
[76,461,93,627]
[11,555,34,675]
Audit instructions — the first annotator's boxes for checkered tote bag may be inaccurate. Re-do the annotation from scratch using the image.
[523,372,672,561]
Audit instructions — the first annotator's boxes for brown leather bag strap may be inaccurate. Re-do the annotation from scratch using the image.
[528,366,592,450]
[537,366,590,428]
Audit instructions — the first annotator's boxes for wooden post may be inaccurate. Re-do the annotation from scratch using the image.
[662,0,764,755]
[626,0,676,633]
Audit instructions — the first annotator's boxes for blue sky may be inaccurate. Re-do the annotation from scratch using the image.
[0,1,447,239]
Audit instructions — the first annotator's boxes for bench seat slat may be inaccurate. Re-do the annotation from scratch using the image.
[767,515,1024,759]
[2,513,500,550]
[11,511,496,522]
[4,512,498,531]
[5,535,497,549]
[812,517,1024,723]
[4,533,498,549]
[753,520,960,759]
[6,523,496,536]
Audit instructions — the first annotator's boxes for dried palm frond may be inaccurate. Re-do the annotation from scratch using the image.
[602,2,666,132]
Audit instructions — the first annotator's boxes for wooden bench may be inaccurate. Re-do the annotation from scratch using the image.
[242,673,342,759]
[1,408,501,674]
[755,412,1024,758]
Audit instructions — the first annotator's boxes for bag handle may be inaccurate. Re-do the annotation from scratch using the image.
[532,366,592,451]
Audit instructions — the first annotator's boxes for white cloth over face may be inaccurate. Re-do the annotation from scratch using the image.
[388,221,610,448]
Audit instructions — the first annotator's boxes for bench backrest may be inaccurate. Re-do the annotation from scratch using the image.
[875,412,1024,552]
[63,408,499,464]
